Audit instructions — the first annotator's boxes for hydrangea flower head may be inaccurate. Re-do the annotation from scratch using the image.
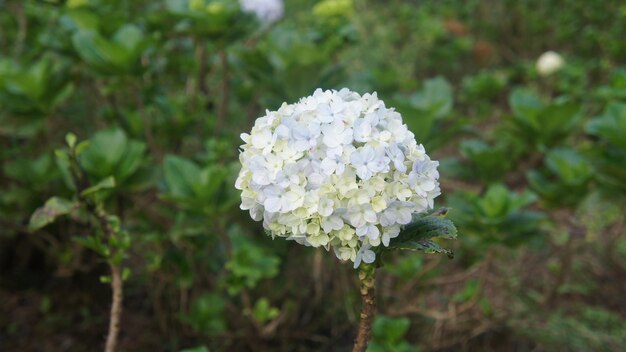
[235,89,441,268]
[536,51,564,76]
[239,0,284,24]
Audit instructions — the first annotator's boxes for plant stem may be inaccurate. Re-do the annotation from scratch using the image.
[67,149,125,352]
[196,39,209,99]
[105,263,123,352]
[13,1,27,56]
[215,50,229,137]
[352,263,376,352]
[133,80,161,161]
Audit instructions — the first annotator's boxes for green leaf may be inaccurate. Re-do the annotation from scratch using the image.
[251,297,280,324]
[165,0,243,36]
[14,59,48,100]
[196,166,229,199]
[224,230,281,295]
[185,293,226,336]
[410,77,453,118]
[448,186,544,246]
[398,77,453,142]
[75,140,90,156]
[509,89,581,147]
[165,0,189,13]
[537,102,581,138]
[29,197,77,231]
[80,129,128,178]
[74,235,109,257]
[545,148,591,185]
[479,184,510,218]
[460,139,513,182]
[113,25,144,52]
[452,279,480,303]
[65,133,77,148]
[399,213,458,241]
[61,8,100,31]
[72,29,136,74]
[386,209,457,257]
[371,315,411,343]
[0,57,73,114]
[4,153,55,185]
[391,239,454,257]
[80,176,116,196]
[122,267,132,281]
[48,82,75,110]
[587,102,626,150]
[116,140,146,182]
[78,129,145,186]
[510,88,543,122]
[163,155,202,198]
[527,148,591,207]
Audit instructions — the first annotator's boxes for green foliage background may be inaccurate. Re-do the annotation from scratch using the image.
[1,0,626,351]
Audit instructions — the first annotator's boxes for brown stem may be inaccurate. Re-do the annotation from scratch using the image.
[105,263,123,352]
[134,81,162,161]
[13,1,27,56]
[196,40,209,98]
[67,149,125,352]
[92,207,124,352]
[194,39,216,140]
[95,80,131,133]
[215,50,230,137]
[352,263,376,352]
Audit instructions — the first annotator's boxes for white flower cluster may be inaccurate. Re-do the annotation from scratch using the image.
[536,51,564,76]
[235,89,441,268]
[239,0,284,24]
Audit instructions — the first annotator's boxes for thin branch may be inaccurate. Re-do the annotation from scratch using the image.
[134,80,162,161]
[194,38,217,140]
[13,1,27,56]
[215,50,230,137]
[95,80,132,134]
[68,149,124,352]
[196,39,209,99]
[352,263,376,352]
[105,264,123,352]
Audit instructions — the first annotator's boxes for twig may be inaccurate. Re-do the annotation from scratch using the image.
[398,256,442,296]
[95,80,132,134]
[196,39,209,99]
[105,264,123,352]
[428,263,481,286]
[215,50,230,136]
[133,80,162,161]
[67,147,124,352]
[259,301,289,338]
[13,1,27,56]
[352,263,376,352]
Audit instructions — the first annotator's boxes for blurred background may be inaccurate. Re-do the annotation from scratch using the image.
[1,0,625,351]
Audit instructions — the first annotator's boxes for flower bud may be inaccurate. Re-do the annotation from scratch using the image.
[536,51,564,76]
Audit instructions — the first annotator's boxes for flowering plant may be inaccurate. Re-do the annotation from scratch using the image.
[235,88,444,268]
[536,51,565,76]
[239,0,284,24]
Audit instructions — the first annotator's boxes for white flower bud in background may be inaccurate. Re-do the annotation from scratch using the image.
[236,88,441,268]
[239,0,284,24]
[536,51,565,76]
